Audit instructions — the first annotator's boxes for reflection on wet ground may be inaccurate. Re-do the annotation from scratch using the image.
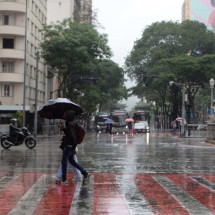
[1,130,215,214]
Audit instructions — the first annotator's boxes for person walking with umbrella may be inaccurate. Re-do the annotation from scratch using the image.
[61,110,90,184]
[38,98,90,183]
[104,118,114,134]
[125,118,134,136]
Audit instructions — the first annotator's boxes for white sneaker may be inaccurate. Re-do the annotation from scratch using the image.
[52,175,62,181]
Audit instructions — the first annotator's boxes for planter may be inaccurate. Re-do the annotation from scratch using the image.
[206,123,215,144]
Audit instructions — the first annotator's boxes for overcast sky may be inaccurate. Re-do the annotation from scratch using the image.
[92,0,184,110]
[92,0,184,67]
[48,0,185,110]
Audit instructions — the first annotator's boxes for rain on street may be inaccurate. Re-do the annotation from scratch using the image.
[1,130,215,215]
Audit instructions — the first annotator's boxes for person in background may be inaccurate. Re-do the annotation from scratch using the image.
[171,120,177,134]
[9,118,22,142]
[127,121,134,136]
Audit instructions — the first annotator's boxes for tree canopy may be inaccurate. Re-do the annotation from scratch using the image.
[40,19,127,124]
[125,20,215,124]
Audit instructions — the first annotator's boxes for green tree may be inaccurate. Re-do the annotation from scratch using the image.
[125,20,215,126]
[40,19,111,87]
[40,19,127,128]
[95,60,127,112]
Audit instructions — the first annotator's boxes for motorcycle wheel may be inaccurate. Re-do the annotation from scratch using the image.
[25,137,36,149]
[1,138,12,149]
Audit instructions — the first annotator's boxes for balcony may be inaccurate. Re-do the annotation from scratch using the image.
[0,72,23,83]
[0,49,24,59]
[0,1,26,13]
[0,25,25,36]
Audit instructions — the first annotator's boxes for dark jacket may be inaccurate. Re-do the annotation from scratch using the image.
[9,123,20,136]
[62,110,77,150]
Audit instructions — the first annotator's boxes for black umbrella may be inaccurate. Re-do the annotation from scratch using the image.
[38,98,83,119]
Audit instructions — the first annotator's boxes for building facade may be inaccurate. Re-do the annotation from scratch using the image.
[182,0,215,32]
[0,0,92,128]
[0,0,47,126]
[47,0,92,24]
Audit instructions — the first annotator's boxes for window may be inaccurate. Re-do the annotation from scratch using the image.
[3,38,14,49]
[2,84,13,97]
[2,61,14,73]
[3,16,9,25]
[3,15,15,25]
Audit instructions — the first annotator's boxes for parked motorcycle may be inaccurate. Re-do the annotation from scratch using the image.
[0,127,36,149]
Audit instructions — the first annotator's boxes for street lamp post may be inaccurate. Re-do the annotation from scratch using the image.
[181,85,186,137]
[34,51,40,138]
[23,0,28,126]
[207,78,215,142]
[209,78,215,112]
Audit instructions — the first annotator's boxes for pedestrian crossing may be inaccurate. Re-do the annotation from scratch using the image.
[0,172,215,215]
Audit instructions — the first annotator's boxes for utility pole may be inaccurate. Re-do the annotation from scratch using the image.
[34,51,39,138]
[181,85,186,137]
[23,0,28,126]
[169,81,187,137]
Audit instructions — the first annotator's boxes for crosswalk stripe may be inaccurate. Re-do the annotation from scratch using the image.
[191,176,215,192]
[167,174,215,213]
[32,176,76,215]
[2,173,215,214]
[7,174,51,215]
[117,175,154,215]
[94,173,130,214]
[153,175,213,215]
[69,175,94,215]
[136,174,189,214]
[0,174,20,188]
[0,173,43,215]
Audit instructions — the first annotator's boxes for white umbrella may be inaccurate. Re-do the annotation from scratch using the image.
[176,117,182,121]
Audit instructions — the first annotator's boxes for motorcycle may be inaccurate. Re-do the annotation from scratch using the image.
[0,127,37,149]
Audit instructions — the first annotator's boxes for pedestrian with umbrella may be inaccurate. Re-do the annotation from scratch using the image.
[175,116,187,136]
[39,98,90,184]
[60,110,90,184]
[104,118,114,134]
[125,118,134,136]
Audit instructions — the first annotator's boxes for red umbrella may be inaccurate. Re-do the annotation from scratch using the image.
[125,118,134,122]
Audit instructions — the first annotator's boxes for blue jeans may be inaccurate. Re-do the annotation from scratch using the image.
[61,146,86,181]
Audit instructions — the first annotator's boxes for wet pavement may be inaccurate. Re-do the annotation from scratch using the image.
[1,130,215,214]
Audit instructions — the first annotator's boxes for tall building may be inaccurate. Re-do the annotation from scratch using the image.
[0,0,47,126]
[182,0,215,32]
[47,0,92,24]
[0,0,92,128]
[47,0,92,99]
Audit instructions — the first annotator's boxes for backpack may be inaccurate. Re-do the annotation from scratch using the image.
[74,123,86,144]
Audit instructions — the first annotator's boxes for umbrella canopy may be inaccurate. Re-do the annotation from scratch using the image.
[104,118,114,124]
[175,117,182,121]
[38,98,83,119]
[125,118,134,122]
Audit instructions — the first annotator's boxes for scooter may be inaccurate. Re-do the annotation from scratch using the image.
[0,127,37,149]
